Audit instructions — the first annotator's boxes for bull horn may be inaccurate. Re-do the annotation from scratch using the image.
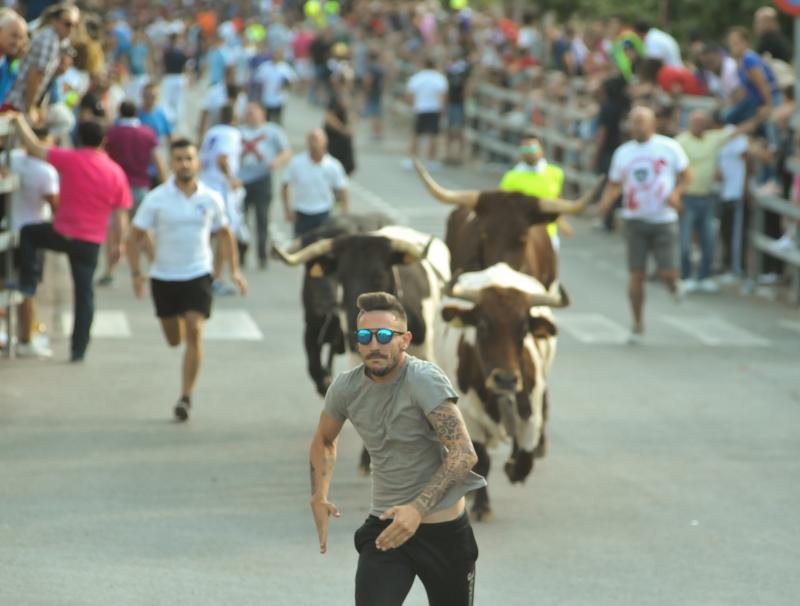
[538,176,606,216]
[271,238,334,266]
[388,236,427,259]
[413,158,480,208]
[525,282,570,308]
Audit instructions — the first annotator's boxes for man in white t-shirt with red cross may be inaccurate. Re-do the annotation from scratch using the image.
[597,106,692,343]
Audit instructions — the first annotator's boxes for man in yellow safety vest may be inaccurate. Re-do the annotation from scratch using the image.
[499,137,573,249]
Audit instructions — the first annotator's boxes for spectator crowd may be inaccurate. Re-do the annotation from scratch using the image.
[1,0,799,360]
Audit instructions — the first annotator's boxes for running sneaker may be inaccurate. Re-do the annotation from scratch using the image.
[680,279,698,294]
[174,396,191,422]
[96,274,114,287]
[627,331,644,346]
[698,278,719,293]
[212,279,236,296]
[17,341,53,358]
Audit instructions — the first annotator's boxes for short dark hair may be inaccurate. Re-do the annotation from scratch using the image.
[76,119,106,147]
[633,20,651,35]
[424,57,436,70]
[32,125,50,139]
[728,26,750,43]
[218,103,235,125]
[357,292,407,326]
[118,100,137,118]
[170,137,196,152]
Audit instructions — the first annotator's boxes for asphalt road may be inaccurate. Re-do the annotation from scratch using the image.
[1,90,799,606]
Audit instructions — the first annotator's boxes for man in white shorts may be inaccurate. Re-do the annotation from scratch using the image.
[597,106,691,342]
[127,138,247,421]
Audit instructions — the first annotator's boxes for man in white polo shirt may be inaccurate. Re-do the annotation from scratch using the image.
[127,138,247,422]
[405,58,448,171]
[282,128,349,237]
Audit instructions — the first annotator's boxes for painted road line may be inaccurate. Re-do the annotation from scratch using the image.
[61,310,131,338]
[557,312,630,344]
[204,309,264,341]
[660,315,770,347]
[350,180,408,224]
[778,319,800,334]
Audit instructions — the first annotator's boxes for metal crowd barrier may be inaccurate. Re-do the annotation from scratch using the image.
[750,186,800,305]
[0,115,22,357]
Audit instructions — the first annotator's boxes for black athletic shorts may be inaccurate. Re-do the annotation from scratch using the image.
[414,111,441,135]
[150,274,213,319]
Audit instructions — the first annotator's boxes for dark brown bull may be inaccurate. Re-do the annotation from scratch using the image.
[414,159,601,286]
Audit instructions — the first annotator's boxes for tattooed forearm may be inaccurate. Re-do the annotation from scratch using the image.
[412,402,478,517]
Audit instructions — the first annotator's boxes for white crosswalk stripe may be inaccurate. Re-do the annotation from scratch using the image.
[660,315,770,347]
[61,310,131,338]
[203,309,263,341]
[55,307,781,348]
[556,312,630,344]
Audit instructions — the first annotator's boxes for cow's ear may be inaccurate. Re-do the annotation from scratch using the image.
[308,262,325,278]
[442,305,475,327]
[529,315,557,338]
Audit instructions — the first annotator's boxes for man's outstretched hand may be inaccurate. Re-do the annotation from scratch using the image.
[310,496,340,554]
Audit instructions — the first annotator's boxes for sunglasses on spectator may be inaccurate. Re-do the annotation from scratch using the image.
[519,144,540,154]
[355,328,405,345]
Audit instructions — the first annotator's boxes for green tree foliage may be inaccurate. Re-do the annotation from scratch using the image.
[506,0,793,44]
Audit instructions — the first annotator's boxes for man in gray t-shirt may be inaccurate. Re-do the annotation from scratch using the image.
[309,292,486,606]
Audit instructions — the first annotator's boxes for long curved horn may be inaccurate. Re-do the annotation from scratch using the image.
[271,238,334,266]
[525,282,570,308]
[413,159,480,208]
[538,176,606,216]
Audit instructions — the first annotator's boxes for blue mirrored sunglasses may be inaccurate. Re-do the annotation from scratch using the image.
[355,328,405,345]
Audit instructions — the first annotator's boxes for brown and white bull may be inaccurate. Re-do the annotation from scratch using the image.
[435,263,568,521]
[414,159,601,286]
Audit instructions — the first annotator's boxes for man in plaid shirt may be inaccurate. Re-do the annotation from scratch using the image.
[6,3,79,123]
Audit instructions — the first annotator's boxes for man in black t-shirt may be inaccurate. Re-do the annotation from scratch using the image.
[445,56,471,165]
[309,28,333,106]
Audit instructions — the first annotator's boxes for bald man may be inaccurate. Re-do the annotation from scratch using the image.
[281,128,349,236]
[754,6,791,63]
[0,10,28,104]
[597,106,691,342]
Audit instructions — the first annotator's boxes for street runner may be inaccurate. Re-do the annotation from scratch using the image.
[309,292,485,605]
[127,138,247,421]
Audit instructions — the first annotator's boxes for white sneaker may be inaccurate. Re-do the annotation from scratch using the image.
[757,273,780,285]
[698,278,719,293]
[771,234,796,252]
[16,341,53,358]
[717,273,739,286]
[681,279,698,294]
[627,331,644,345]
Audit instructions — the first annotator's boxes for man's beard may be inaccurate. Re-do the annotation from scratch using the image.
[176,172,194,184]
[364,352,399,378]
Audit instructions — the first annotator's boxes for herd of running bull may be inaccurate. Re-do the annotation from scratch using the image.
[272,162,602,521]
